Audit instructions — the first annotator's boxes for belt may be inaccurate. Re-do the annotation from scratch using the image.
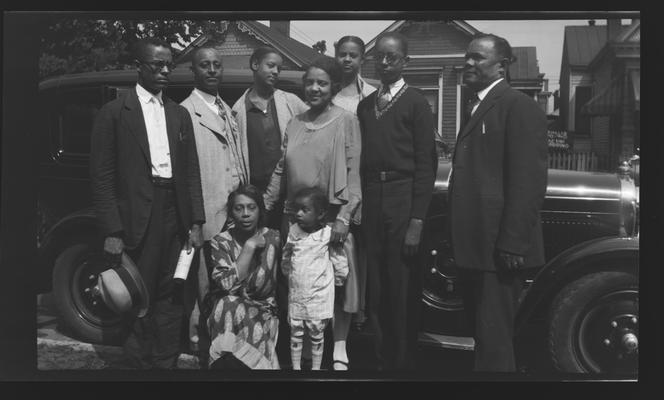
[365,170,412,182]
[151,176,175,188]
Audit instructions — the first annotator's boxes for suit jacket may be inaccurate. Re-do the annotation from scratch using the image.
[181,91,246,241]
[231,88,308,178]
[449,79,548,271]
[90,88,205,249]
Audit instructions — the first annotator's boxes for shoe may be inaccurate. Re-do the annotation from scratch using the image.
[333,360,349,371]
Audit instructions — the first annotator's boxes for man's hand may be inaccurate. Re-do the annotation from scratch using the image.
[497,250,524,272]
[186,224,204,251]
[330,219,350,246]
[104,236,124,256]
[403,218,424,257]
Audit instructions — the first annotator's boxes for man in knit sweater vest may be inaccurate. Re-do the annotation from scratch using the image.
[357,32,437,370]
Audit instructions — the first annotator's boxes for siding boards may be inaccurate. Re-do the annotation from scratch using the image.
[399,21,471,55]
[592,115,610,156]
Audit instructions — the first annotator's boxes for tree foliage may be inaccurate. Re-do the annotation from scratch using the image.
[312,40,327,55]
[39,18,228,79]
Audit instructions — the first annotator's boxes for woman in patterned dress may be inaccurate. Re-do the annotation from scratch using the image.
[206,184,282,369]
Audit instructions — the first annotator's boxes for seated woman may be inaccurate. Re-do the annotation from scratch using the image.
[206,184,282,369]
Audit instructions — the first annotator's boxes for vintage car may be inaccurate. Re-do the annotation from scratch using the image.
[37,70,639,375]
[420,153,638,375]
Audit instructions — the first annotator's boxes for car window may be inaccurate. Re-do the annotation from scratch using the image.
[51,87,103,160]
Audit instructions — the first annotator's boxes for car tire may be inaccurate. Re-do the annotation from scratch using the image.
[547,271,638,374]
[52,242,125,345]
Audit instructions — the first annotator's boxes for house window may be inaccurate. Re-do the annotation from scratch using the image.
[403,68,443,134]
[51,87,103,161]
[575,86,592,135]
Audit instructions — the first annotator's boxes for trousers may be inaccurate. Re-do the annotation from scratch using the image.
[123,184,185,369]
[458,267,525,372]
[362,178,422,369]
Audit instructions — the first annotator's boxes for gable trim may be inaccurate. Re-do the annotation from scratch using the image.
[365,20,479,52]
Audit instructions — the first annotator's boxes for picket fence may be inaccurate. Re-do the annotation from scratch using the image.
[548,151,611,172]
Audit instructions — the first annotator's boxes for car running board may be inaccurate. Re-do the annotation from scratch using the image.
[418,332,475,351]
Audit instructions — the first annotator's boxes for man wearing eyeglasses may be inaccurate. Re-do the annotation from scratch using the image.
[90,37,205,369]
[357,32,437,370]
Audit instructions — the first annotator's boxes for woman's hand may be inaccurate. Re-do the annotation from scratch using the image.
[331,219,350,245]
[246,227,268,250]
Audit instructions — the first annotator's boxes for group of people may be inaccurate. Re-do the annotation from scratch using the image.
[90,29,547,373]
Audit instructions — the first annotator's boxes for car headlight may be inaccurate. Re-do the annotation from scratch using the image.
[619,175,638,237]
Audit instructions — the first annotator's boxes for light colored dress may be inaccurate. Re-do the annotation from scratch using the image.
[264,105,362,313]
[207,228,281,369]
[332,76,376,317]
[332,75,377,117]
[282,223,348,321]
[264,105,361,223]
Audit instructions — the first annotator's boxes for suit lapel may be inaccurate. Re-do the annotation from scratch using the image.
[163,96,179,174]
[457,80,509,141]
[190,93,229,143]
[122,89,151,166]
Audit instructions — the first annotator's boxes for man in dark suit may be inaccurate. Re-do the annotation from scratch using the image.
[357,32,437,370]
[90,37,205,369]
[449,33,548,372]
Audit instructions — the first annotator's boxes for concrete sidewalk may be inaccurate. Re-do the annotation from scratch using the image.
[37,336,200,370]
[37,292,200,370]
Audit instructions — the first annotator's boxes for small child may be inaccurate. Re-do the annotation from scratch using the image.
[281,187,348,370]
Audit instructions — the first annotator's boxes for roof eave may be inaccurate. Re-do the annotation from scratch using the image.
[240,21,308,68]
[365,20,478,53]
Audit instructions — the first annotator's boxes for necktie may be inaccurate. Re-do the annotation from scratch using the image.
[376,86,391,110]
[465,92,481,119]
[214,97,227,121]
[215,97,247,184]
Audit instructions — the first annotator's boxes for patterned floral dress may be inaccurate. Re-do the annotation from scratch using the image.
[207,228,281,369]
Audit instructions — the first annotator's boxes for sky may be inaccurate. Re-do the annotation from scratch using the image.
[263,19,629,94]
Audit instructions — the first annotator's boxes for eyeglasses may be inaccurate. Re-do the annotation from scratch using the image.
[139,60,177,72]
[374,52,404,65]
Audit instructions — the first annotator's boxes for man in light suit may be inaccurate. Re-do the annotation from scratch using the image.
[90,37,205,369]
[180,45,247,366]
[448,33,548,372]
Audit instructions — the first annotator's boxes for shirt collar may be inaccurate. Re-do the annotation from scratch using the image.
[357,75,376,99]
[477,78,504,101]
[193,87,219,106]
[288,223,328,241]
[381,77,405,97]
[136,83,163,105]
[246,88,274,111]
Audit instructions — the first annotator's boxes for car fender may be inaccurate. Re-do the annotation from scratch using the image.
[37,208,99,291]
[515,236,639,333]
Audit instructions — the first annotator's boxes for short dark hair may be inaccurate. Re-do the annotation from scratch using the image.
[226,184,266,228]
[473,33,517,65]
[334,35,366,55]
[303,55,343,96]
[249,46,282,71]
[131,37,173,61]
[191,44,222,65]
[375,32,408,56]
[294,187,329,216]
